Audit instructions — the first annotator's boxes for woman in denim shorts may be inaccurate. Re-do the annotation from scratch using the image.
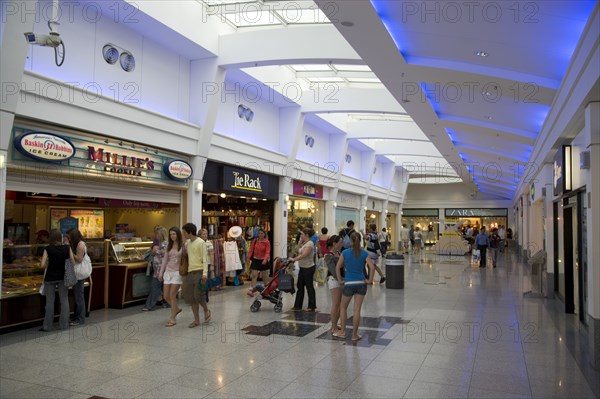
[333,232,375,341]
[324,235,343,335]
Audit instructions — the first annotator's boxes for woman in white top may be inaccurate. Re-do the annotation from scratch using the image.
[290,228,317,311]
[158,227,184,327]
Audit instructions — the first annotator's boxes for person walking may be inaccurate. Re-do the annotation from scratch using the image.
[143,226,168,311]
[182,223,211,328]
[291,227,317,311]
[199,228,214,302]
[324,235,343,335]
[158,226,184,327]
[247,228,271,291]
[400,224,410,254]
[339,220,356,250]
[366,223,386,284]
[333,232,375,341]
[409,225,415,253]
[489,228,501,268]
[66,228,87,326]
[474,226,491,268]
[40,229,75,332]
[317,227,330,258]
[379,228,388,256]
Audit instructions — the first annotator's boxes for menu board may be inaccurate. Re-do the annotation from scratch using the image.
[70,209,104,239]
[50,208,68,231]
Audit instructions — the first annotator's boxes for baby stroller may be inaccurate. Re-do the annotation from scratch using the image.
[250,257,295,313]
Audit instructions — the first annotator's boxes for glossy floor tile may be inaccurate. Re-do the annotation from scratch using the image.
[1,248,598,398]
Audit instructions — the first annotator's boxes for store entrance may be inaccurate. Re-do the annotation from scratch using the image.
[563,198,578,314]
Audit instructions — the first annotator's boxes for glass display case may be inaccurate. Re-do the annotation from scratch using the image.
[2,244,46,299]
[109,241,153,263]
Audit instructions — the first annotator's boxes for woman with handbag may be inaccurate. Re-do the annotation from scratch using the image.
[247,228,271,293]
[66,228,89,326]
[143,226,168,311]
[158,227,184,327]
[290,228,317,312]
[40,229,75,332]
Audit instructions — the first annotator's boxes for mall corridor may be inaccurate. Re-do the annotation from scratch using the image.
[1,248,598,399]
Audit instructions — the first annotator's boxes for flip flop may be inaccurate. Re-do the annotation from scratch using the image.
[176,308,182,317]
[165,321,176,327]
[351,335,362,341]
[204,309,212,323]
[332,331,346,339]
[188,321,200,328]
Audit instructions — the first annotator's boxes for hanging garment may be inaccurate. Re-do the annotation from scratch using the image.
[224,240,243,271]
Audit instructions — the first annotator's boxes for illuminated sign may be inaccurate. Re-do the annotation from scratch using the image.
[163,160,193,181]
[223,166,267,195]
[293,180,323,199]
[14,132,75,162]
[88,146,155,177]
[553,145,571,196]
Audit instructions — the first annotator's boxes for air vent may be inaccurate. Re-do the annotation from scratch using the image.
[345,154,352,163]
[102,44,119,64]
[304,135,314,148]
[119,51,135,72]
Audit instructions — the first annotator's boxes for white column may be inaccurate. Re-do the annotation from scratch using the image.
[274,178,292,258]
[187,156,207,228]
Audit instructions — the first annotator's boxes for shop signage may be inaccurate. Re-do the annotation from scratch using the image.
[553,145,571,196]
[445,208,507,217]
[97,199,161,209]
[293,180,323,199]
[14,131,76,162]
[163,160,193,181]
[337,192,360,208]
[88,146,155,177]
[402,209,439,217]
[223,166,267,195]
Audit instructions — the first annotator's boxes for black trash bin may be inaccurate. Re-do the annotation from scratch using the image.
[385,253,405,289]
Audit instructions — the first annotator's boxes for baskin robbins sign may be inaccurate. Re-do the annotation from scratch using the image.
[163,160,193,182]
[14,131,76,162]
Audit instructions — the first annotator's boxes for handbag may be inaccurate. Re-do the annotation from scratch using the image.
[279,272,295,293]
[314,258,327,283]
[64,258,77,287]
[179,245,189,276]
[74,246,93,280]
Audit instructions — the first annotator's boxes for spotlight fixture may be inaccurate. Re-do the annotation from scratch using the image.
[237,104,254,122]
[220,193,226,198]
[119,51,135,72]
[475,50,488,57]
[304,135,315,148]
[345,154,352,163]
[102,44,119,64]
[104,139,109,144]
[102,43,136,72]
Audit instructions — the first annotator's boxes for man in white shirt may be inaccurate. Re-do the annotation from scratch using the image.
[399,224,410,254]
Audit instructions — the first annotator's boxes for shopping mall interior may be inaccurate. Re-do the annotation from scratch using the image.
[1,1,599,398]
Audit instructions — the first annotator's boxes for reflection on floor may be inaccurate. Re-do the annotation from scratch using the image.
[1,248,599,398]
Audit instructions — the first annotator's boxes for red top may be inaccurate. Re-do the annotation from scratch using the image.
[319,239,329,256]
[248,238,271,262]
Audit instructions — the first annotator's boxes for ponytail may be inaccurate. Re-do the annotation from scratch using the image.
[350,232,361,257]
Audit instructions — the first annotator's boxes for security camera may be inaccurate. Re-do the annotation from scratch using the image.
[24,32,62,48]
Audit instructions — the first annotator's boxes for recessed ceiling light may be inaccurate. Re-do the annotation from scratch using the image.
[341,21,354,27]
[485,116,493,120]
[475,51,488,57]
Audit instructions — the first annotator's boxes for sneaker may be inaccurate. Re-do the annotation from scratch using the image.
[69,321,80,326]
[379,277,386,284]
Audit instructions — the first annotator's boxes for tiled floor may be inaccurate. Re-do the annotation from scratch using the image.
[1,248,599,398]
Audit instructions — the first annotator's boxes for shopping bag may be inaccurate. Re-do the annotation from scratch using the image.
[64,259,77,287]
[314,258,327,283]
[472,249,481,263]
[74,249,93,280]
[279,273,295,293]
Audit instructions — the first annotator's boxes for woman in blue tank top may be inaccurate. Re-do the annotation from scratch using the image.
[333,232,375,341]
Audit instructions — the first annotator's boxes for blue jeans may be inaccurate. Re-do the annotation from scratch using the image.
[73,279,86,324]
[145,276,163,310]
[43,280,69,331]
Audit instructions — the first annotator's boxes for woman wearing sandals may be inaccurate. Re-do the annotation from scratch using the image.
[158,227,184,327]
[324,235,343,335]
[334,232,375,341]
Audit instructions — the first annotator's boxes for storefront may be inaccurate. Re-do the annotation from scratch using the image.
[2,122,191,330]
[444,208,508,234]
[334,191,361,234]
[402,209,440,244]
[366,197,383,229]
[386,203,400,250]
[287,180,325,254]
[201,161,279,284]
[552,144,588,320]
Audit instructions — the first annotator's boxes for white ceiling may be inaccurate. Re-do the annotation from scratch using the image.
[127,0,597,198]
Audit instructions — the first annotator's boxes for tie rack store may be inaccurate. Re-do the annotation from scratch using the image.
[200,161,279,285]
[1,124,192,331]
